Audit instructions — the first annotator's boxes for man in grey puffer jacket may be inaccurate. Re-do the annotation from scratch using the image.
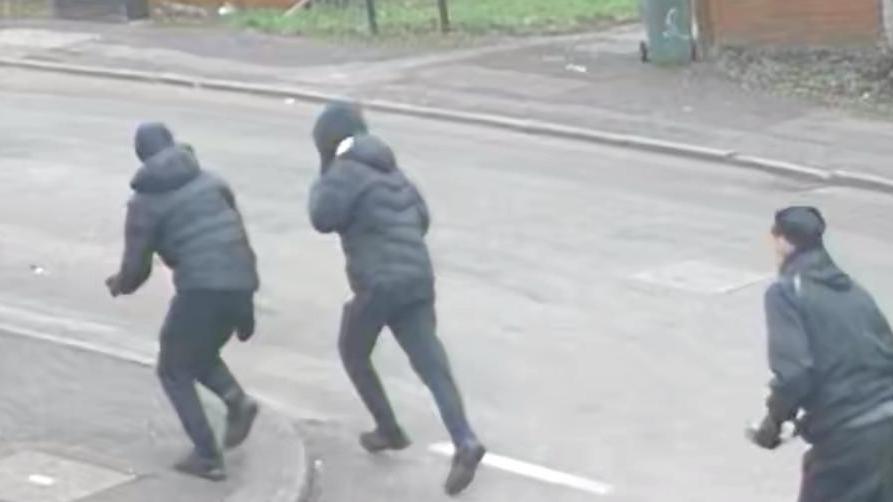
[106,123,260,481]
[308,102,486,496]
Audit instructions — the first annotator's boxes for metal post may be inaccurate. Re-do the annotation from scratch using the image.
[437,0,450,33]
[365,0,379,35]
[694,0,715,57]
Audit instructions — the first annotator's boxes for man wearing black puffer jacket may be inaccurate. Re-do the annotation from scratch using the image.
[106,123,260,481]
[308,101,486,496]
[749,206,893,502]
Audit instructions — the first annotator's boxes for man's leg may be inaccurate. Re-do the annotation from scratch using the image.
[339,293,407,450]
[389,300,485,495]
[390,300,475,446]
[198,357,258,449]
[195,292,258,450]
[799,419,893,502]
[157,293,225,480]
[198,359,245,410]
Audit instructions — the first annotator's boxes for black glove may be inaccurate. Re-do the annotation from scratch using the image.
[747,416,782,450]
[105,274,122,298]
[235,297,256,342]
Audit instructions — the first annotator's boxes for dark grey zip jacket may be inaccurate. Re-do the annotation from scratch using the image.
[765,248,893,442]
[114,145,259,294]
[308,133,434,305]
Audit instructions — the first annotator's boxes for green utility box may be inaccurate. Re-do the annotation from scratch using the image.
[638,0,695,65]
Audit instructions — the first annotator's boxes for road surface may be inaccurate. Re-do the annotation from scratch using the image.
[2,68,893,502]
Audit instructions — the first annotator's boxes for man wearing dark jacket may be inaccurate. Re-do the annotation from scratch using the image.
[308,101,486,496]
[106,123,260,481]
[749,206,893,502]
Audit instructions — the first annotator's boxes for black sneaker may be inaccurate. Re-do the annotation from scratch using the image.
[444,442,486,496]
[224,397,259,449]
[359,428,411,453]
[174,450,226,482]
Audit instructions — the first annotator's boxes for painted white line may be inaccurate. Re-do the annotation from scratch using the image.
[0,321,337,424]
[0,322,154,366]
[28,474,56,486]
[428,442,614,496]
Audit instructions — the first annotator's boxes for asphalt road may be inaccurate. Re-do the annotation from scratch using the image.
[3,68,893,502]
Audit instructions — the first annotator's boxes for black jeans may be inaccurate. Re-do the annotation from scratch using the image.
[338,291,476,447]
[157,290,253,459]
[799,419,893,502]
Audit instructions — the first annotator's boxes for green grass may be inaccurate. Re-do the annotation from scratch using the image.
[228,0,638,39]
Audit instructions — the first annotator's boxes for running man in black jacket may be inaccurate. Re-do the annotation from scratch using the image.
[308,101,486,496]
[749,206,893,502]
[106,123,260,481]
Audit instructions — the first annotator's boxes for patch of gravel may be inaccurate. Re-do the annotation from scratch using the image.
[714,44,893,115]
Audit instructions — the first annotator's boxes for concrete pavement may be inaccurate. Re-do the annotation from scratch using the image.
[2,20,893,188]
[4,68,893,501]
[0,330,308,502]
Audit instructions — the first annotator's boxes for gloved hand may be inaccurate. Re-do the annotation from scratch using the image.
[236,317,255,342]
[235,298,256,342]
[105,274,122,298]
[746,416,783,450]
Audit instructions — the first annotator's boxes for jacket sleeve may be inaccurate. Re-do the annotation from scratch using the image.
[115,197,157,295]
[764,282,814,424]
[308,164,366,234]
[413,184,430,236]
[207,172,241,213]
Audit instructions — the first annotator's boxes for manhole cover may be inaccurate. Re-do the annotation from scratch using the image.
[633,260,767,294]
[0,451,134,502]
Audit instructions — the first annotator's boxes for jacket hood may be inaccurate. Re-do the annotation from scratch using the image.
[339,134,397,173]
[782,247,852,291]
[131,145,201,194]
[313,101,368,171]
[135,122,175,162]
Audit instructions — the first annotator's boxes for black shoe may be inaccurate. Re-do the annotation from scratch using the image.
[224,397,259,449]
[359,428,411,453]
[444,442,486,496]
[174,450,226,482]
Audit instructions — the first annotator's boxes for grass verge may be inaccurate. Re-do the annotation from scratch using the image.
[228,0,637,39]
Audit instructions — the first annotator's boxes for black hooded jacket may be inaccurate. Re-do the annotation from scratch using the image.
[115,133,259,295]
[308,103,433,304]
[765,248,893,442]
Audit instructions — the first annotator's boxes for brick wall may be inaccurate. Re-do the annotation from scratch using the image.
[704,0,881,46]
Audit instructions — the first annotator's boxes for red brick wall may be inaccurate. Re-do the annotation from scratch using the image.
[705,0,881,46]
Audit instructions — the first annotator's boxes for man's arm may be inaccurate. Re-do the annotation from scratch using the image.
[764,282,814,426]
[308,163,366,234]
[110,198,156,296]
[412,184,430,236]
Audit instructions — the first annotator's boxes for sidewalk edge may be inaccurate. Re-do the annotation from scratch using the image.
[2,57,890,195]
[0,324,315,502]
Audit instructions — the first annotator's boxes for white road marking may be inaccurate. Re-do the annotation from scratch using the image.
[0,322,154,367]
[632,260,769,295]
[27,474,55,486]
[428,442,614,496]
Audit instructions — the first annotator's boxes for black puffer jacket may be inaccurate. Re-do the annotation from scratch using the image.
[308,103,433,304]
[115,145,259,294]
[765,248,893,442]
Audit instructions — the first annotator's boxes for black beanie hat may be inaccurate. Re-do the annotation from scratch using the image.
[772,206,826,251]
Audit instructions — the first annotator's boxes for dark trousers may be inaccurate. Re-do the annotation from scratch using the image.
[157,291,252,459]
[799,419,893,502]
[339,292,476,447]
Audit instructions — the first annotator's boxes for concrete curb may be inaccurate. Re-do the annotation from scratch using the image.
[3,57,893,195]
[0,324,315,502]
